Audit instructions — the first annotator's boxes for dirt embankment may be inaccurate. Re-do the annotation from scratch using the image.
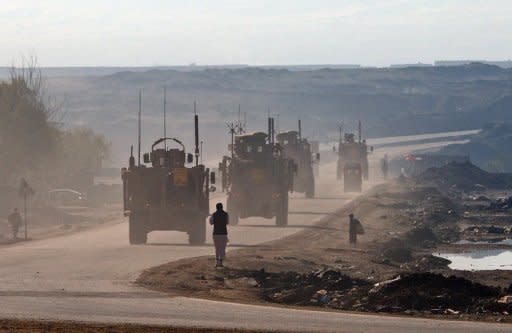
[137,180,512,321]
[0,319,273,333]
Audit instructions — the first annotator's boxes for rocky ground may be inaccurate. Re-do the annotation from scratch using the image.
[138,173,512,323]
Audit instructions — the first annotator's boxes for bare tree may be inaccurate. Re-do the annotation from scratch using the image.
[9,54,65,126]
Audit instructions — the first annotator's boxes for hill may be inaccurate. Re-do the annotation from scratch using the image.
[42,63,512,165]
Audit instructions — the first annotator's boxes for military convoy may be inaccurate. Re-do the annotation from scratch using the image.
[121,114,215,245]
[219,118,295,226]
[336,122,371,192]
[121,98,379,243]
[276,120,318,198]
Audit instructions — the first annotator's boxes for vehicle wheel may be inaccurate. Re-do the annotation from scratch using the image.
[276,192,289,227]
[227,195,239,226]
[129,213,147,245]
[189,215,206,245]
[305,178,315,198]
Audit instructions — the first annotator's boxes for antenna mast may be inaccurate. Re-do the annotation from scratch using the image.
[358,120,362,143]
[227,122,236,159]
[236,104,245,134]
[194,102,200,166]
[338,121,344,142]
[138,90,142,166]
[163,87,167,150]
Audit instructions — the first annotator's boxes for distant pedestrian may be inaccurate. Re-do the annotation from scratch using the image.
[7,208,22,239]
[381,154,389,180]
[209,202,229,268]
[348,213,364,245]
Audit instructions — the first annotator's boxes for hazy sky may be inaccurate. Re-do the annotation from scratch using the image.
[2,0,511,67]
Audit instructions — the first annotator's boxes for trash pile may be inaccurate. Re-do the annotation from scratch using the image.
[489,196,512,211]
[256,269,512,315]
[365,273,505,314]
[256,269,369,306]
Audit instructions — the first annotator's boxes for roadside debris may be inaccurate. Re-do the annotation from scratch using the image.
[256,270,511,315]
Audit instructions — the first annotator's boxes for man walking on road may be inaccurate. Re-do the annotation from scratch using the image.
[7,208,22,240]
[210,202,229,268]
[348,213,364,245]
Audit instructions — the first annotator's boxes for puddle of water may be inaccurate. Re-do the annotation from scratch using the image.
[435,249,512,271]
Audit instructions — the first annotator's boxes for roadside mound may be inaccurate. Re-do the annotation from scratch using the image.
[417,161,512,191]
[258,270,509,315]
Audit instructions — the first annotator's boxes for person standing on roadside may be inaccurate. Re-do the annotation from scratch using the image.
[210,202,229,268]
[7,208,22,240]
[348,213,364,245]
[381,154,389,180]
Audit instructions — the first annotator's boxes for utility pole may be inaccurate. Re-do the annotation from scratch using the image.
[18,178,34,240]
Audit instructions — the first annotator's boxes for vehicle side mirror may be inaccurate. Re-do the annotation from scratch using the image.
[187,153,194,164]
[143,153,150,164]
[210,172,216,184]
[316,153,320,161]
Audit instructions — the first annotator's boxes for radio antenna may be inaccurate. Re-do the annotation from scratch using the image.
[163,87,167,150]
[298,118,302,140]
[138,89,142,166]
[194,102,200,166]
[358,120,362,143]
[227,122,236,159]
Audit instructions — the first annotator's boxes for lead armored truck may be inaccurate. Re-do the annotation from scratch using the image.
[219,121,295,226]
[121,115,214,245]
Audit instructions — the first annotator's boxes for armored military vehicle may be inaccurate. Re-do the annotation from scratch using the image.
[336,121,371,181]
[276,121,318,198]
[219,118,295,226]
[121,114,214,245]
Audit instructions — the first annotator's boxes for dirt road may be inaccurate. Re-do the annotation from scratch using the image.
[0,136,507,332]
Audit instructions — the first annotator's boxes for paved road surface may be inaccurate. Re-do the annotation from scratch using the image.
[0,136,508,332]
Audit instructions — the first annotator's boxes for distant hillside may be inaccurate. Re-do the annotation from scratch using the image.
[438,122,512,172]
[41,63,512,165]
